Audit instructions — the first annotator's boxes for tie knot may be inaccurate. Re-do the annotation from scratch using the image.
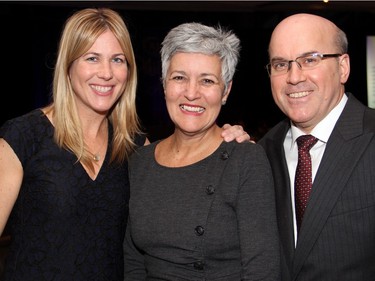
[296,135,318,151]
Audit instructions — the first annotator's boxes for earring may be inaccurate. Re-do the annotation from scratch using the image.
[222,100,227,105]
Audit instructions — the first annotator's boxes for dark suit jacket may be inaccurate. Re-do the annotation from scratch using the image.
[259,93,375,281]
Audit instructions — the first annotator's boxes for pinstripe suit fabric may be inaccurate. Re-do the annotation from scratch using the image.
[259,93,375,281]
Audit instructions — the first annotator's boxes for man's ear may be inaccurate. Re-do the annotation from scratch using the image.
[339,53,350,84]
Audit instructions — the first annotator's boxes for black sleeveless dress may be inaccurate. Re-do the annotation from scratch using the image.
[0,109,145,281]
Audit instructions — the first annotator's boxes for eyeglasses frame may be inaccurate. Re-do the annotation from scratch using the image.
[265,53,343,76]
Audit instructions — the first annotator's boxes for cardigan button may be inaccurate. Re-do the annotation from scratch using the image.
[193,260,204,270]
[221,151,229,160]
[206,185,215,195]
[194,225,205,236]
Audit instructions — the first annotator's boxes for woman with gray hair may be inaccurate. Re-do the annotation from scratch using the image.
[123,22,280,280]
[160,22,240,93]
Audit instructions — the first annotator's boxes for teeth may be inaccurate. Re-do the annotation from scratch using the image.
[180,105,205,113]
[91,85,112,93]
[288,91,309,98]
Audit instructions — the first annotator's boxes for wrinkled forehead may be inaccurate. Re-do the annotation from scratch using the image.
[269,14,336,57]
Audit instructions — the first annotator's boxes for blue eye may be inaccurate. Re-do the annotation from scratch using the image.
[113,57,125,64]
[86,56,98,62]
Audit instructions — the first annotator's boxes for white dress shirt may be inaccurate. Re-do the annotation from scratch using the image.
[283,94,348,245]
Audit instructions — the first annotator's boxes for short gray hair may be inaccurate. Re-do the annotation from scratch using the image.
[160,22,241,93]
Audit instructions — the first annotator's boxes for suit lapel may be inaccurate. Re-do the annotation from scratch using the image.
[261,121,296,274]
[292,94,372,277]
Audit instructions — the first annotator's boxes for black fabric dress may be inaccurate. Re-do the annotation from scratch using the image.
[0,109,145,281]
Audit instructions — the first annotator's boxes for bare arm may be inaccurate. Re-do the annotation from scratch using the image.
[0,138,23,235]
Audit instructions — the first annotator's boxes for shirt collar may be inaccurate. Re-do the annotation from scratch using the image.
[290,93,348,147]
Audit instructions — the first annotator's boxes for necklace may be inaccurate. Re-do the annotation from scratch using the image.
[92,143,106,162]
[92,138,107,162]
[89,120,108,162]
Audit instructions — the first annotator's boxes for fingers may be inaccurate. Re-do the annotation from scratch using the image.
[222,123,231,130]
[237,133,256,144]
[221,124,254,143]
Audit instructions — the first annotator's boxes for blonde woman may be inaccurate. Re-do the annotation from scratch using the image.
[0,8,146,280]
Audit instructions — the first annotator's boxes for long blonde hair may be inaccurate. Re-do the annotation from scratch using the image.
[46,7,142,172]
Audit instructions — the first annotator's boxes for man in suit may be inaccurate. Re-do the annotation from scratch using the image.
[259,13,375,281]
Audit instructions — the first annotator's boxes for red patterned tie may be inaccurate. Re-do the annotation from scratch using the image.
[295,135,318,232]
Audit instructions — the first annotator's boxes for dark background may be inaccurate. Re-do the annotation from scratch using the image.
[1,1,375,142]
[1,1,375,277]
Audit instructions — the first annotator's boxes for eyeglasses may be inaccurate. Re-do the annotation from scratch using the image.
[265,53,342,76]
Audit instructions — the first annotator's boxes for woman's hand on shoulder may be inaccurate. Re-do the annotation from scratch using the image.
[221,123,255,143]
